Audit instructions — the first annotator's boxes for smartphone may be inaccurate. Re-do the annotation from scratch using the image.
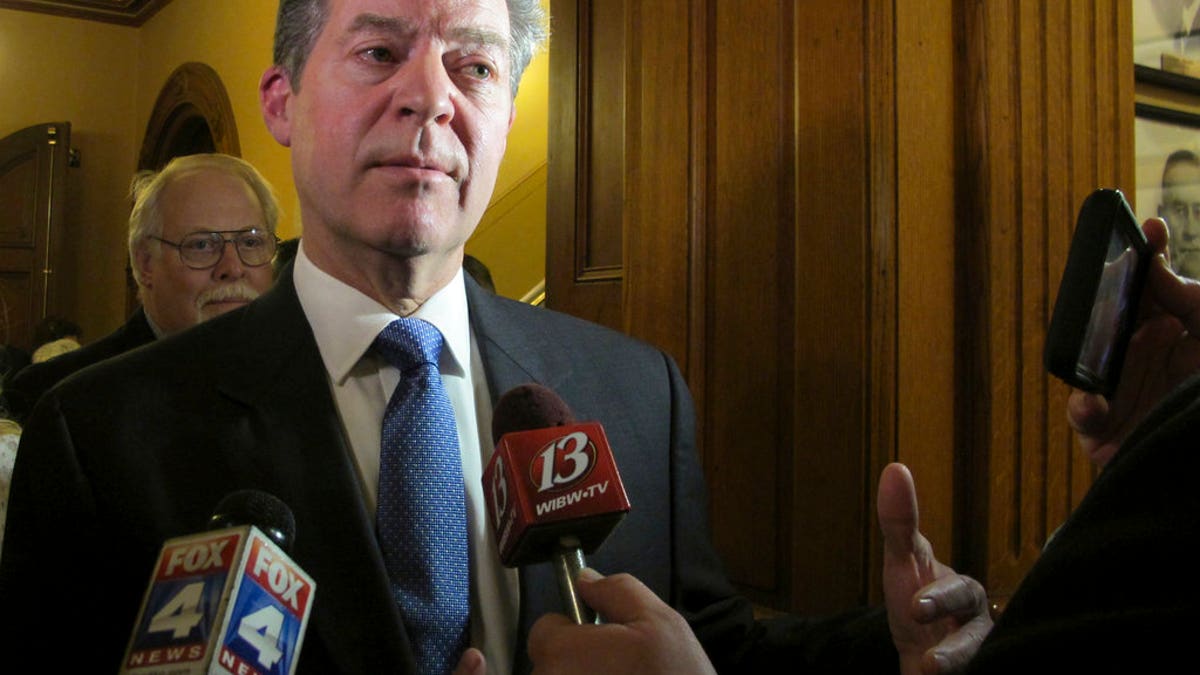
[1044,188,1151,397]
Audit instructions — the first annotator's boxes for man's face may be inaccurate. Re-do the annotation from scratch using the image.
[136,169,275,335]
[262,0,516,283]
[1160,160,1200,278]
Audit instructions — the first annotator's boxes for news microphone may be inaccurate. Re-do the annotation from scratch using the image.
[120,490,316,675]
[483,383,631,624]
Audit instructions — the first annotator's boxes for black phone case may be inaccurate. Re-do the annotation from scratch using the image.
[1044,188,1151,396]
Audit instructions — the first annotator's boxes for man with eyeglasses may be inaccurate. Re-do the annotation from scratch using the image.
[0,153,280,423]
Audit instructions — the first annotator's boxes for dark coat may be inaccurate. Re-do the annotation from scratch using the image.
[966,373,1200,673]
[0,307,156,424]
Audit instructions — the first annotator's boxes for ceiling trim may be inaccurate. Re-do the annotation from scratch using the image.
[0,0,174,26]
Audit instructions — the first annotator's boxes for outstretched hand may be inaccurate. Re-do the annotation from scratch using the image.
[879,463,991,674]
[1067,217,1200,467]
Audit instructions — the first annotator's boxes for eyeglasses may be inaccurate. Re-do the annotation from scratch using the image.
[150,229,278,270]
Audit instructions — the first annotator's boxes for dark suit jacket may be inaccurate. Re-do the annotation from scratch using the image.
[0,270,893,674]
[965,374,1200,673]
[0,307,156,424]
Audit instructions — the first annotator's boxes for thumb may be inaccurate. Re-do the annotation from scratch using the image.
[877,462,919,560]
[452,648,486,675]
[1143,216,1168,256]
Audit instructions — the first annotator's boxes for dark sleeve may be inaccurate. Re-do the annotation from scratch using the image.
[0,365,39,424]
[0,345,30,388]
[660,353,899,674]
[965,375,1200,674]
[0,392,138,672]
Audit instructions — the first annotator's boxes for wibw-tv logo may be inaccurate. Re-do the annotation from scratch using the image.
[484,422,630,566]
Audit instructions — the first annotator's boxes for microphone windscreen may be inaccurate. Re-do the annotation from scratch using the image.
[491,382,576,441]
[208,489,296,552]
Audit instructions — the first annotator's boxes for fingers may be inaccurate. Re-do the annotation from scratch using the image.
[574,570,666,625]
[452,648,486,675]
[1140,217,1200,329]
[1066,389,1109,436]
[1148,256,1200,334]
[910,575,992,675]
[877,463,920,560]
[528,570,665,665]
[921,613,992,675]
[528,570,717,675]
[912,575,992,675]
[877,464,991,674]
[527,611,581,670]
[911,573,988,625]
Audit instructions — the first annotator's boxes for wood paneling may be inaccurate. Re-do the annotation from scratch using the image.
[880,0,960,601]
[957,0,1131,605]
[622,0,694,372]
[705,0,788,599]
[547,0,697,378]
[785,0,881,612]
[548,0,1133,615]
[547,0,626,333]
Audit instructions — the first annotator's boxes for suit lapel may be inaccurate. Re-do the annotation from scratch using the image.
[465,280,573,675]
[466,279,573,398]
[214,270,417,674]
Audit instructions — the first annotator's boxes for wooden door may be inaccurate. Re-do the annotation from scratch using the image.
[0,122,72,354]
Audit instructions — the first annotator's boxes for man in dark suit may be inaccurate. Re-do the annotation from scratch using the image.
[0,1,989,673]
[0,153,281,423]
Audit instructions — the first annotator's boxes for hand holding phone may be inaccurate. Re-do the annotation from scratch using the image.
[1045,189,1151,397]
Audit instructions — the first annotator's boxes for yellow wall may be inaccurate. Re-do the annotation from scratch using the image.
[135,1,295,237]
[0,8,140,343]
[0,0,548,342]
[469,4,549,300]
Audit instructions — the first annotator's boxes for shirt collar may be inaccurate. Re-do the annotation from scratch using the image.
[143,310,166,340]
[293,243,471,385]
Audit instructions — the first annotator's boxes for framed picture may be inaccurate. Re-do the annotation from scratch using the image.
[1134,0,1200,77]
[1135,104,1200,277]
[1133,104,1200,222]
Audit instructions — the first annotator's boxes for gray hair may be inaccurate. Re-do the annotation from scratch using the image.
[273,0,548,98]
[128,153,281,286]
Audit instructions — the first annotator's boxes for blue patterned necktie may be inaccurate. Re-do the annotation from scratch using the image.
[374,318,469,674]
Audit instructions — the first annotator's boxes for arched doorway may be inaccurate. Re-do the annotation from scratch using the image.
[139,62,240,170]
[129,62,240,314]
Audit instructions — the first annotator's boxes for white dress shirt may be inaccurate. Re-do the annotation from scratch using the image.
[293,245,519,674]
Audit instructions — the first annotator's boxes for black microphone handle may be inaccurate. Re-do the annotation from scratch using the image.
[553,535,600,625]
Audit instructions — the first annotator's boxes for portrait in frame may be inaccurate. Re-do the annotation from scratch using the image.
[1135,104,1200,278]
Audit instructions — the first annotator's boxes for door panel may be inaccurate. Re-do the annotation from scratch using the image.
[0,122,71,352]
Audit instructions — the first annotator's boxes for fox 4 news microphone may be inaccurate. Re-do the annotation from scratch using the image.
[119,490,316,675]
[483,383,631,625]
